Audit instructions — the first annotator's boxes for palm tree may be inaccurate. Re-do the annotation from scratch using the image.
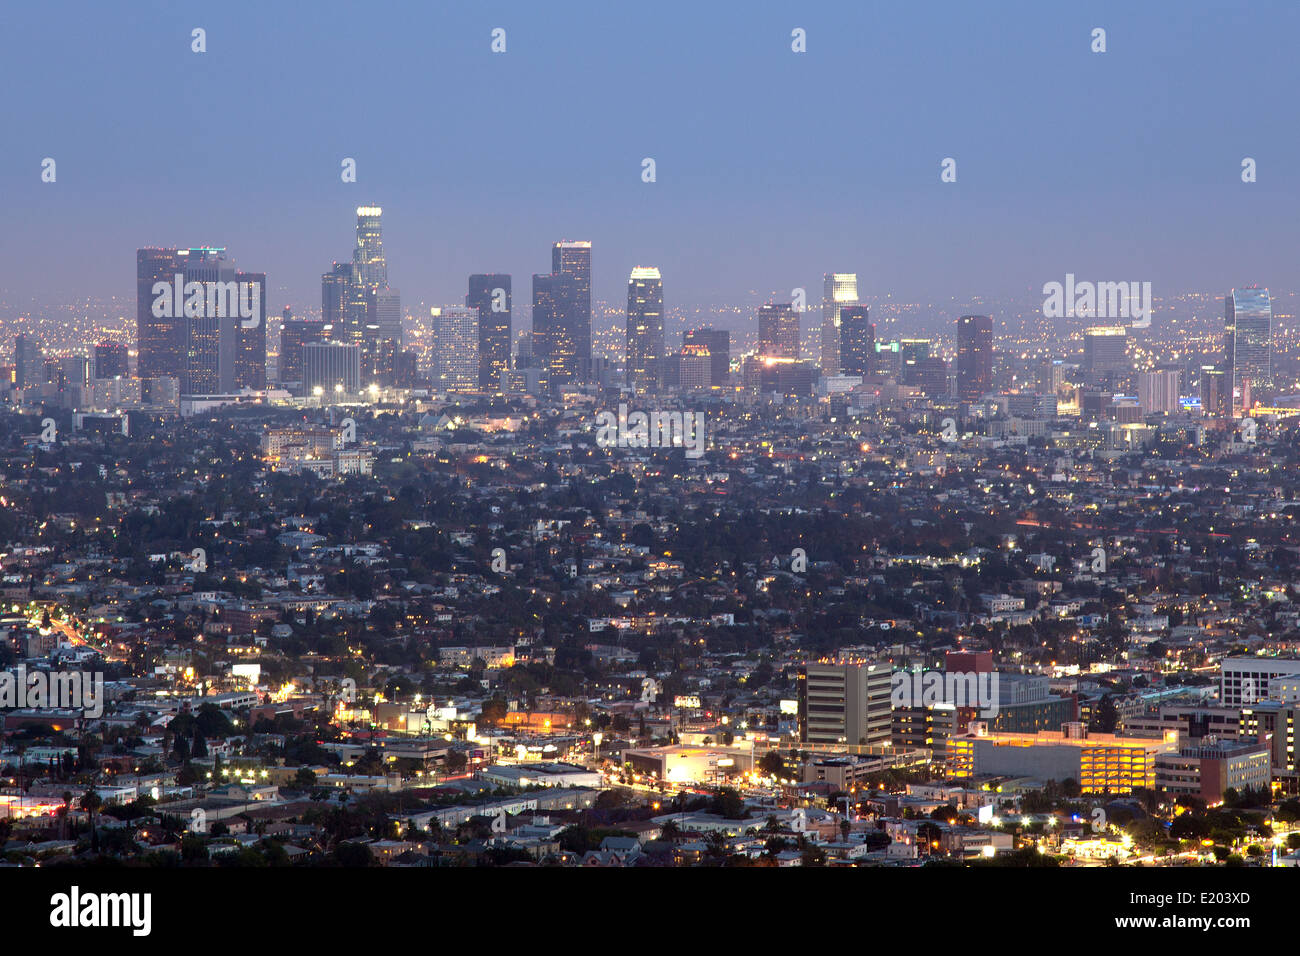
[79,790,103,852]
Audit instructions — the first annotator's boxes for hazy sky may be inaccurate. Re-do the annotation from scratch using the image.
[3,0,1298,316]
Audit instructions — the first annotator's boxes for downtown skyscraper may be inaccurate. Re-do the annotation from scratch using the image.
[431,306,479,390]
[321,262,350,332]
[839,305,874,376]
[956,314,993,401]
[532,240,592,390]
[532,271,581,389]
[758,303,800,360]
[319,207,408,386]
[467,274,511,389]
[683,327,729,387]
[346,205,387,338]
[626,267,663,393]
[820,272,858,375]
[136,247,266,393]
[1226,287,1272,410]
[552,240,592,380]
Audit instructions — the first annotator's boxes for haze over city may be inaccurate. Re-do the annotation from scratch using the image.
[4,0,1299,314]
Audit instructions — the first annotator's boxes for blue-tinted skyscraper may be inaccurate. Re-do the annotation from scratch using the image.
[467,274,512,389]
[626,266,663,392]
[532,272,581,389]
[552,240,592,380]
[840,306,874,376]
[1226,287,1272,410]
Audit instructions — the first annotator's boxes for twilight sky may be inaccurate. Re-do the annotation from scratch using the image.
[2,0,1298,315]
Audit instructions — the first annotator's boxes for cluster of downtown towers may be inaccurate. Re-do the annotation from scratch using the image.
[133,207,1003,398]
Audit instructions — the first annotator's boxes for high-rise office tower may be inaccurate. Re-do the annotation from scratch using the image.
[368,286,402,345]
[1200,365,1230,418]
[1226,287,1272,411]
[1083,326,1128,381]
[431,306,479,390]
[235,271,267,390]
[758,303,799,359]
[322,262,351,330]
[798,662,893,746]
[552,240,592,380]
[467,274,512,389]
[915,357,949,398]
[14,335,45,389]
[346,206,387,341]
[900,339,932,387]
[279,319,327,390]
[136,247,190,378]
[171,249,230,392]
[532,271,581,388]
[1138,369,1181,414]
[303,341,361,395]
[839,305,874,376]
[60,356,90,390]
[352,206,387,288]
[820,272,858,375]
[874,341,902,379]
[676,343,711,389]
[93,341,129,380]
[684,328,729,386]
[1037,359,1067,395]
[141,247,265,395]
[957,314,993,401]
[626,266,664,392]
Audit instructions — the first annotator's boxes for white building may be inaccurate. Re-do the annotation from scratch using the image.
[431,306,479,390]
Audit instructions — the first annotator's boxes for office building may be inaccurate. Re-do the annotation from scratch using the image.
[626,266,664,392]
[59,356,90,390]
[1200,365,1230,417]
[532,271,582,388]
[839,305,874,377]
[431,306,479,390]
[279,319,327,391]
[137,247,265,394]
[758,303,799,360]
[683,327,729,386]
[1154,740,1271,802]
[1220,656,1300,707]
[14,335,44,389]
[369,286,402,345]
[798,662,892,746]
[1084,326,1128,381]
[303,341,361,396]
[322,262,351,328]
[820,272,858,375]
[1225,287,1272,411]
[467,274,511,389]
[874,341,901,379]
[675,343,712,389]
[343,206,387,341]
[552,240,592,380]
[957,314,993,401]
[1138,369,1180,414]
[914,357,949,398]
[1240,701,1300,774]
[235,271,267,390]
[93,341,129,380]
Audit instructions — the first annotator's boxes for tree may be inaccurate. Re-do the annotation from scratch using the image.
[1090,694,1119,734]
[759,749,785,780]
[710,788,748,820]
[335,842,373,867]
